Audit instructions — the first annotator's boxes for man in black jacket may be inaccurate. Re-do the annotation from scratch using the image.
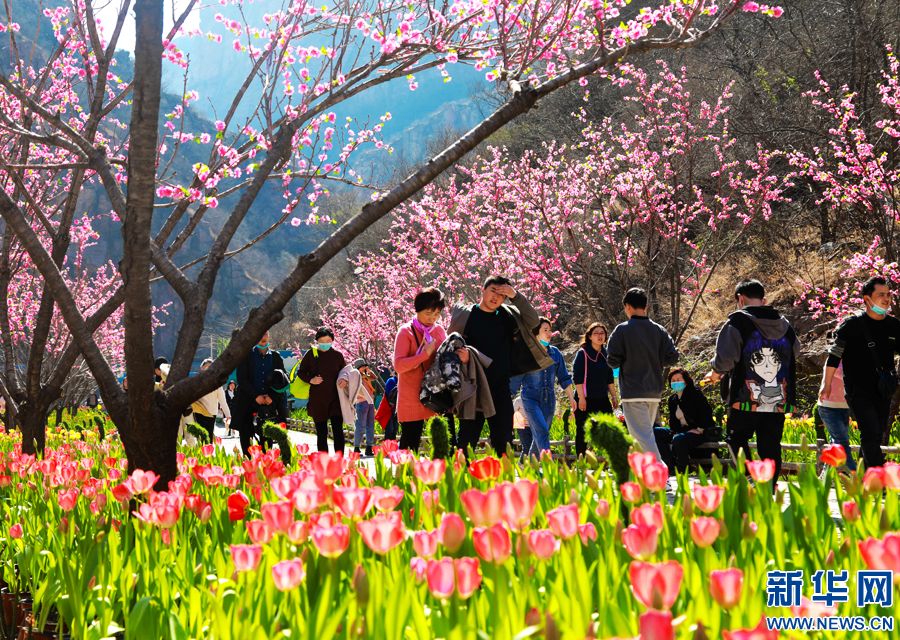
[705,280,800,483]
[233,331,288,456]
[822,276,900,469]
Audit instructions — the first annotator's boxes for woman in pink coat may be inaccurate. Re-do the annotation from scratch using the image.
[393,288,448,452]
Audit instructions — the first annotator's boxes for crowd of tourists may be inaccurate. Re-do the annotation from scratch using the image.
[168,274,900,479]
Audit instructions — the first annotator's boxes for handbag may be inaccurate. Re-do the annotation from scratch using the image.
[858,313,899,399]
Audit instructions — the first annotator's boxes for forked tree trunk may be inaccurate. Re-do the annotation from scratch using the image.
[19,404,49,455]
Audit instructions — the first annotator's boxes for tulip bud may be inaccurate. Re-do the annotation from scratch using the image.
[692,621,710,640]
[569,489,578,505]
[740,514,757,540]
[545,612,561,640]
[682,494,693,520]
[352,565,369,607]
[586,473,600,492]
[524,607,541,627]
[501,455,514,477]
[880,506,890,533]
[802,516,813,537]
[595,499,610,519]
[585,451,599,467]
[825,550,835,568]
[541,480,552,499]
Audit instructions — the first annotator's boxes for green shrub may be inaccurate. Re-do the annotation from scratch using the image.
[186,422,212,445]
[263,422,293,466]
[587,413,634,483]
[430,416,450,459]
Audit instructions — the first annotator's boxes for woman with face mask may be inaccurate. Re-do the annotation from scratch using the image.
[663,368,715,473]
[296,327,347,454]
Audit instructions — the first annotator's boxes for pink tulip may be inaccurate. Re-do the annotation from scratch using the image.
[745,459,775,483]
[863,467,886,493]
[595,499,610,519]
[333,486,373,519]
[413,459,446,485]
[425,557,455,599]
[622,523,659,560]
[630,503,664,532]
[722,616,779,640]
[308,452,344,485]
[641,462,668,492]
[201,444,215,457]
[546,503,579,540]
[709,568,743,609]
[858,532,900,579]
[271,558,305,591]
[292,488,323,515]
[691,484,724,514]
[526,529,559,559]
[620,481,642,503]
[58,488,78,512]
[639,610,674,640]
[791,595,836,618]
[628,451,657,482]
[578,522,598,544]
[690,517,721,548]
[127,469,159,494]
[412,529,440,558]
[372,486,404,511]
[439,512,467,552]
[629,560,683,610]
[841,500,860,522]
[460,487,503,527]
[454,557,482,599]
[261,500,294,533]
[498,479,538,532]
[410,557,428,582]
[246,519,273,544]
[472,523,512,564]
[312,523,350,558]
[230,544,262,572]
[356,511,405,554]
[288,520,310,544]
[884,462,900,490]
[9,523,22,539]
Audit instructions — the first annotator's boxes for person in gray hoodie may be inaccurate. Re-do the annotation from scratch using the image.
[705,279,800,483]
[606,288,679,462]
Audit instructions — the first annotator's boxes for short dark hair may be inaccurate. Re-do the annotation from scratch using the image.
[734,279,765,301]
[154,356,168,369]
[315,326,334,340]
[667,367,695,387]
[862,276,888,298]
[623,287,648,309]
[414,287,445,312]
[483,275,511,289]
[532,316,552,336]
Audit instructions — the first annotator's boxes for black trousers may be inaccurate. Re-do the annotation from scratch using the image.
[315,416,345,455]
[384,414,399,441]
[457,383,514,457]
[233,395,287,457]
[727,410,785,483]
[574,396,613,456]
[194,414,216,442]
[847,394,891,469]
[399,420,425,452]
[654,428,708,473]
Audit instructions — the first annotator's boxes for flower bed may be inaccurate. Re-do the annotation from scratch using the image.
[0,429,898,639]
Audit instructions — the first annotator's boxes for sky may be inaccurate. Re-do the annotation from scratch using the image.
[94,0,201,52]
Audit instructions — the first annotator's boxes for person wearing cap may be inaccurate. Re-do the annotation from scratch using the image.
[233,330,287,457]
[297,327,347,454]
[191,358,232,443]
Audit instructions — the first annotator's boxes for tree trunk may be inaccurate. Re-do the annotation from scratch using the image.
[54,405,64,426]
[19,404,48,456]
[118,397,181,490]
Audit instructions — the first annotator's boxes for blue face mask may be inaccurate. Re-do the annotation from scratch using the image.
[316,342,332,351]
[871,303,888,316]
[539,339,551,347]
[255,344,268,352]
[671,381,686,394]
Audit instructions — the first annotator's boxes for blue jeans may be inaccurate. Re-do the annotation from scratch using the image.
[354,402,375,448]
[818,406,856,471]
[518,428,533,461]
[522,393,555,456]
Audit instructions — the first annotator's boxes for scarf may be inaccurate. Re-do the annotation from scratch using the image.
[412,317,437,354]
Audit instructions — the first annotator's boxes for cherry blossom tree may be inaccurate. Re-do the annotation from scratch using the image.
[0,0,777,482]
[325,61,790,364]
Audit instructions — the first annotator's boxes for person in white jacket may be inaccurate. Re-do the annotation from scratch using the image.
[337,360,375,456]
[191,358,232,443]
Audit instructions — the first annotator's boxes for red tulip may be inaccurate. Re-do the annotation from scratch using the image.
[546,503,579,540]
[841,500,860,522]
[630,503,664,533]
[709,568,743,609]
[641,462,669,492]
[412,529,440,558]
[372,486,404,512]
[468,456,502,481]
[578,522,598,544]
[472,523,512,564]
[292,488,323,515]
[526,529,559,559]
[691,484,724,514]
[858,532,900,579]
[0,475,11,488]
[311,523,350,558]
[498,479,538,532]
[9,523,22,539]
[620,481,643,503]
[690,517,721,548]
[439,512,467,552]
[261,500,294,534]
[227,490,250,521]
[745,459,775,483]
[111,483,132,503]
[722,615,779,640]
[287,520,310,544]
[460,487,503,527]
[884,462,900,490]
[246,519,273,544]
[454,557,482,599]
[58,488,78,512]
[819,444,846,468]
[622,523,659,560]
[629,560,683,610]
[308,452,344,485]
[628,452,657,483]
[357,511,406,555]
[333,486,373,519]
[201,444,215,457]
[425,557,455,599]
[271,558,305,591]
[413,459,446,485]
[127,469,159,494]
[863,467,886,493]
[230,544,262,572]
[639,610,674,640]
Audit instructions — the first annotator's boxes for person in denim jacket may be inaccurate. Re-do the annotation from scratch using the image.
[510,317,577,457]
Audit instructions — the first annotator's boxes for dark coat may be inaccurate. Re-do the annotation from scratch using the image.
[296,347,346,422]
[236,348,286,400]
[667,384,715,434]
